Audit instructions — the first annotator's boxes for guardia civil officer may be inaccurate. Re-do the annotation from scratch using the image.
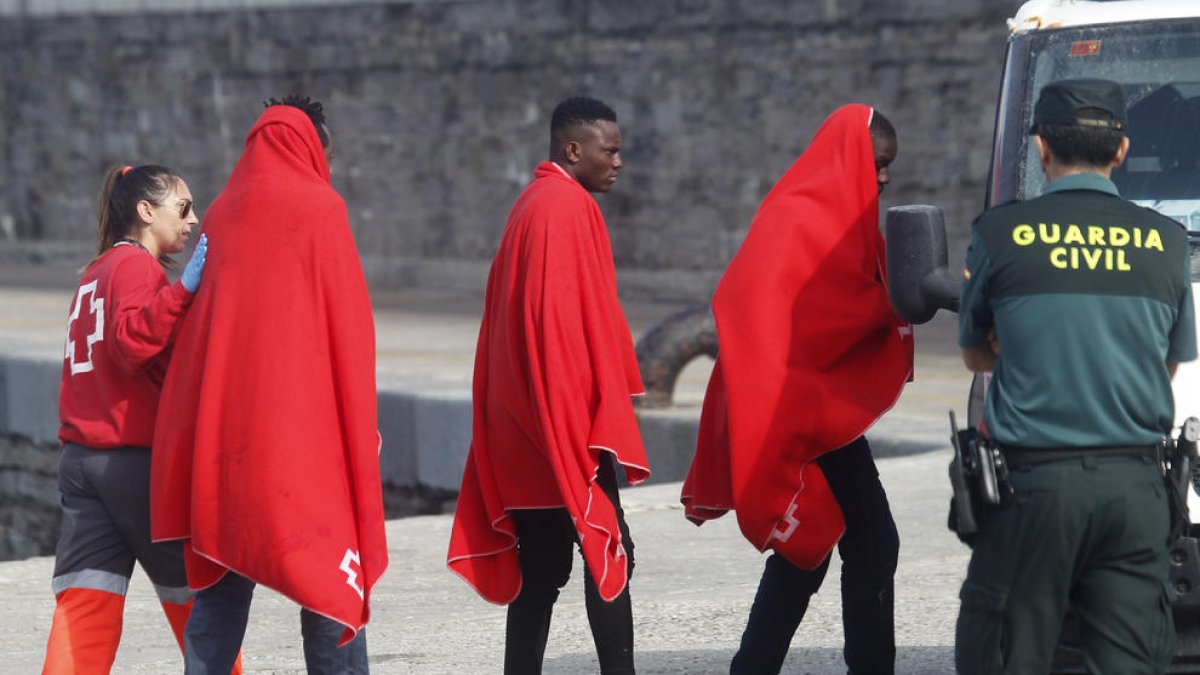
[956,79,1196,674]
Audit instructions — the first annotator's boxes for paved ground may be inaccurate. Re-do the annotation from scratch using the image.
[0,278,972,673]
[0,451,967,674]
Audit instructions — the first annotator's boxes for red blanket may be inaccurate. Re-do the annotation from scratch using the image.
[681,105,913,569]
[150,106,387,642]
[447,162,650,604]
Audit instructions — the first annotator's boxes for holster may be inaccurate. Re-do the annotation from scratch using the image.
[1166,418,1200,605]
[947,411,1009,548]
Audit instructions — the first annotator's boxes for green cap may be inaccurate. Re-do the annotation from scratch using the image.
[1030,78,1127,134]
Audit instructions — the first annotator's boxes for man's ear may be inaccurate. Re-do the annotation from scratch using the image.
[1110,136,1131,170]
[563,140,582,165]
[1033,135,1053,168]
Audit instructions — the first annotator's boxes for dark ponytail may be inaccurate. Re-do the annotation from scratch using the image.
[93,164,181,267]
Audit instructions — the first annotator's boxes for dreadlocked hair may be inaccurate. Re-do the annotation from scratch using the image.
[264,94,329,147]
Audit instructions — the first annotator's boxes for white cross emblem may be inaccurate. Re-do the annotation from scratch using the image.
[768,502,802,544]
[65,280,105,375]
[340,548,364,599]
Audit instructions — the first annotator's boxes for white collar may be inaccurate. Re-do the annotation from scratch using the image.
[549,161,574,181]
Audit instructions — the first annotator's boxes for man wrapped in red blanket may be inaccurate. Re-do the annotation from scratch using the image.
[682,104,913,674]
[151,97,387,673]
[447,96,650,675]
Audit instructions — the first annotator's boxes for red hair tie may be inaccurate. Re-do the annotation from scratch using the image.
[120,165,134,177]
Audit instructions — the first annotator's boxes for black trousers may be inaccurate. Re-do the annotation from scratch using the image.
[504,453,635,675]
[955,454,1174,675]
[731,436,899,675]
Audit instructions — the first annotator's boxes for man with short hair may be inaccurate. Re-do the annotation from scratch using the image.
[448,96,650,675]
[956,79,1196,674]
[151,95,388,675]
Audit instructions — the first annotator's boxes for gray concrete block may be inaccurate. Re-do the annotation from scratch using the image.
[0,359,6,434]
[3,357,60,444]
[412,392,472,492]
[635,409,700,486]
[377,389,417,487]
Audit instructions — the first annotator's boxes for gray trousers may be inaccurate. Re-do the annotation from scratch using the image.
[52,443,192,604]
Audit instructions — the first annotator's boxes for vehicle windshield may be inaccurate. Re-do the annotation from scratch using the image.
[1009,19,1200,231]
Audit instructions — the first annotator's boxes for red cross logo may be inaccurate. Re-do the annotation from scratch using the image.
[65,281,105,375]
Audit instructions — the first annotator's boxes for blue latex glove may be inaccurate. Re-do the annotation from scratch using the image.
[181,234,207,293]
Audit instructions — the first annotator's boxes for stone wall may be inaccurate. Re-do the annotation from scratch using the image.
[0,351,462,561]
[0,434,59,561]
[0,433,458,562]
[0,0,1023,301]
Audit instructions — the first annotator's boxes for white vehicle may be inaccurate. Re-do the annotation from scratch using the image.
[886,0,1200,670]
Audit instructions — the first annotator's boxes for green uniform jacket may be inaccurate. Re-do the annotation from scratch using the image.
[958,173,1196,448]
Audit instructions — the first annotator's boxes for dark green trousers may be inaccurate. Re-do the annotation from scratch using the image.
[955,454,1175,675]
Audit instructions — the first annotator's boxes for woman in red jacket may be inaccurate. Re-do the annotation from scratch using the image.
[41,164,228,674]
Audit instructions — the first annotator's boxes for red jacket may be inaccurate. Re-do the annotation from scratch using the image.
[59,243,192,449]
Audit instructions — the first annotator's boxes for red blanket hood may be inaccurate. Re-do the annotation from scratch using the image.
[681,104,913,569]
[151,106,388,643]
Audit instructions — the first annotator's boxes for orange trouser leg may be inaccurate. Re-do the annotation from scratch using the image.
[160,600,190,654]
[160,601,244,675]
[42,587,125,675]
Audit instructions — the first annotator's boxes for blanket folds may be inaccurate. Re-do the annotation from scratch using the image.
[448,162,649,604]
[681,105,913,569]
[151,106,387,643]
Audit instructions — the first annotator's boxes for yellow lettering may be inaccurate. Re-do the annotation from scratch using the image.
[1134,228,1143,247]
[1013,224,1035,246]
[1064,225,1086,245]
[1038,223,1061,244]
[1109,227,1130,247]
[1087,226,1105,246]
[1071,247,1080,267]
[1145,229,1164,251]
[1105,249,1113,270]
[1082,248,1103,269]
[1051,248,1068,269]
[1117,249,1131,271]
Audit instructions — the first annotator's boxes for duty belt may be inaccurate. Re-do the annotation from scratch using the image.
[1000,444,1159,466]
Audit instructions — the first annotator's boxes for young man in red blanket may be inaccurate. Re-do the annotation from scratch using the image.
[447,96,651,675]
[151,96,387,675]
[682,105,913,675]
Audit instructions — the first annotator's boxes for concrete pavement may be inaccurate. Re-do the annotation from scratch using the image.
[0,450,968,674]
[0,278,973,673]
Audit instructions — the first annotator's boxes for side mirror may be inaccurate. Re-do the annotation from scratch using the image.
[885,205,960,324]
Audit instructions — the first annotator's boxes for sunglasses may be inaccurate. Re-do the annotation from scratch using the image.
[176,199,194,219]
